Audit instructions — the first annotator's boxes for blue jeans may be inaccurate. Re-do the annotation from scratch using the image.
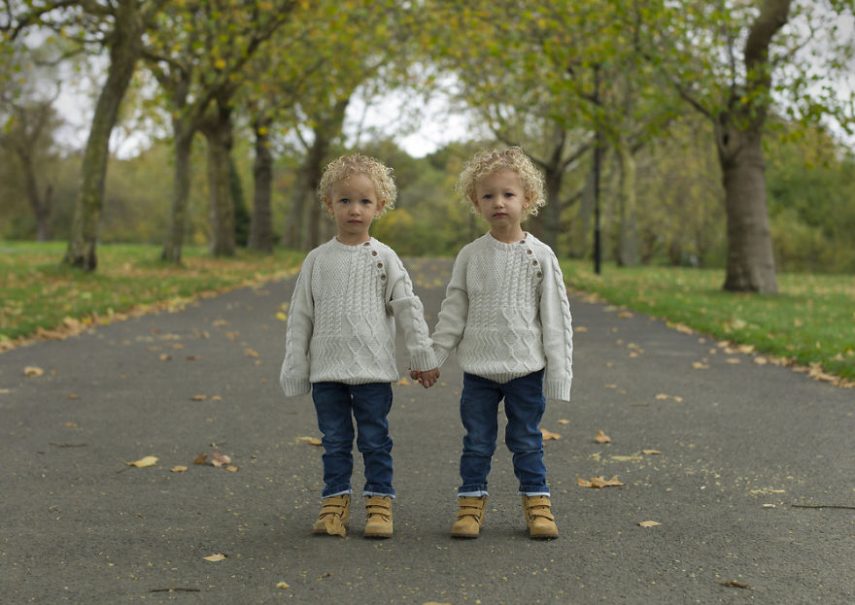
[311,382,395,498]
[458,370,549,497]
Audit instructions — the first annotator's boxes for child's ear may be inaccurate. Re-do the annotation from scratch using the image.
[323,199,334,217]
[375,200,386,216]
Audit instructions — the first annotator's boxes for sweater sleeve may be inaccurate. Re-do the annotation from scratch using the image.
[539,249,573,402]
[279,254,315,397]
[385,252,438,372]
[430,249,469,368]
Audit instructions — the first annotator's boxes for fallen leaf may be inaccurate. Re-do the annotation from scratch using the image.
[276,582,290,589]
[638,520,661,528]
[692,361,709,369]
[557,418,571,425]
[610,454,642,462]
[754,357,768,365]
[24,366,45,377]
[655,393,669,400]
[193,453,208,465]
[191,394,207,401]
[397,377,411,385]
[67,393,79,400]
[577,475,623,489]
[575,326,588,333]
[171,465,188,473]
[721,580,750,589]
[594,430,611,444]
[209,451,231,468]
[642,449,662,456]
[541,428,561,441]
[297,436,322,446]
[225,464,239,473]
[203,553,227,562]
[128,455,158,468]
[244,347,259,358]
[159,353,172,362]
[275,312,288,321]
[725,358,741,364]
[64,421,79,429]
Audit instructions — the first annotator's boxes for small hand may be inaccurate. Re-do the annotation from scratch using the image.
[416,368,439,388]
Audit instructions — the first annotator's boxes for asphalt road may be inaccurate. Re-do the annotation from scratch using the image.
[1,257,853,604]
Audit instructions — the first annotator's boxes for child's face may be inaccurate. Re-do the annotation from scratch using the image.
[327,173,385,244]
[473,169,529,231]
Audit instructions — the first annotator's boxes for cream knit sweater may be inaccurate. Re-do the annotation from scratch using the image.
[432,233,573,402]
[280,238,437,397]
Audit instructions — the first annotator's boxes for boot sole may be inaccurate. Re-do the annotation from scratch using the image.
[363,531,393,539]
[451,532,480,539]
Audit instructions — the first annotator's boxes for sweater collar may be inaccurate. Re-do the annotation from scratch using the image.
[485,231,530,249]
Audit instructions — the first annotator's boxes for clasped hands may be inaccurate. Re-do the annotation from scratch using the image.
[409,367,439,388]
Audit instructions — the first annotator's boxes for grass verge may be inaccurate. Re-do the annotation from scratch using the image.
[561,260,855,384]
[1,242,303,348]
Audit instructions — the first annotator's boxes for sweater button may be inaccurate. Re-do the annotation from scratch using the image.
[377,262,383,268]
[527,249,532,254]
[536,271,542,277]
[380,274,386,280]
[371,251,378,256]
[532,259,538,265]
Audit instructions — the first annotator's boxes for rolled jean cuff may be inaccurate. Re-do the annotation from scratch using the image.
[457,489,489,498]
[363,490,396,499]
[323,488,352,498]
[519,489,550,497]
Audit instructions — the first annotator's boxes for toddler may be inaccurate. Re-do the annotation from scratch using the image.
[414,147,573,539]
[280,153,439,538]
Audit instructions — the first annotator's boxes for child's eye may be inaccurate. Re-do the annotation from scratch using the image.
[338,198,350,204]
[361,199,373,205]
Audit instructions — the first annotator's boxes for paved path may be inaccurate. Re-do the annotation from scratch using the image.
[1,258,853,604]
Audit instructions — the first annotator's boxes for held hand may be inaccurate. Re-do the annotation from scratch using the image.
[416,368,439,388]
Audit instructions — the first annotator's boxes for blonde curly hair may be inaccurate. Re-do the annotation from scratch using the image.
[317,153,397,217]
[457,147,546,217]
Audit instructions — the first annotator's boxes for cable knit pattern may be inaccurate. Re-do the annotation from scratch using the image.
[432,233,573,402]
[280,238,437,397]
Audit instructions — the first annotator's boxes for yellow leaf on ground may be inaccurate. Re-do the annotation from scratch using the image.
[297,436,322,446]
[209,451,231,467]
[594,430,611,444]
[276,582,290,589]
[577,475,623,489]
[541,428,561,441]
[558,418,570,425]
[397,377,411,385]
[203,553,227,562]
[225,464,239,473]
[575,326,588,333]
[193,453,208,465]
[642,449,662,455]
[244,347,259,358]
[726,358,741,364]
[24,366,45,377]
[275,312,288,321]
[171,465,188,473]
[692,361,710,369]
[191,394,207,401]
[638,520,661,528]
[655,393,669,400]
[754,357,768,365]
[128,456,158,468]
[610,454,642,462]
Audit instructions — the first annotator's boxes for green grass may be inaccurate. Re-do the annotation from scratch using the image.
[0,241,303,343]
[2,242,853,383]
[560,260,855,382]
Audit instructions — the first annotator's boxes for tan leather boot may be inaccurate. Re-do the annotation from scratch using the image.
[363,496,393,539]
[450,496,487,539]
[523,495,559,539]
[312,495,350,537]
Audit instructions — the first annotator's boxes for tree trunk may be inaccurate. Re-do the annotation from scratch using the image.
[615,139,639,266]
[249,117,274,253]
[717,126,777,292]
[63,1,142,270]
[21,150,52,241]
[161,122,194,263]
[715,0,790,293]
[200,102,236,257]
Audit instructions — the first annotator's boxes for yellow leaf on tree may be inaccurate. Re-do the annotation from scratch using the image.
[128,455,158,468]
